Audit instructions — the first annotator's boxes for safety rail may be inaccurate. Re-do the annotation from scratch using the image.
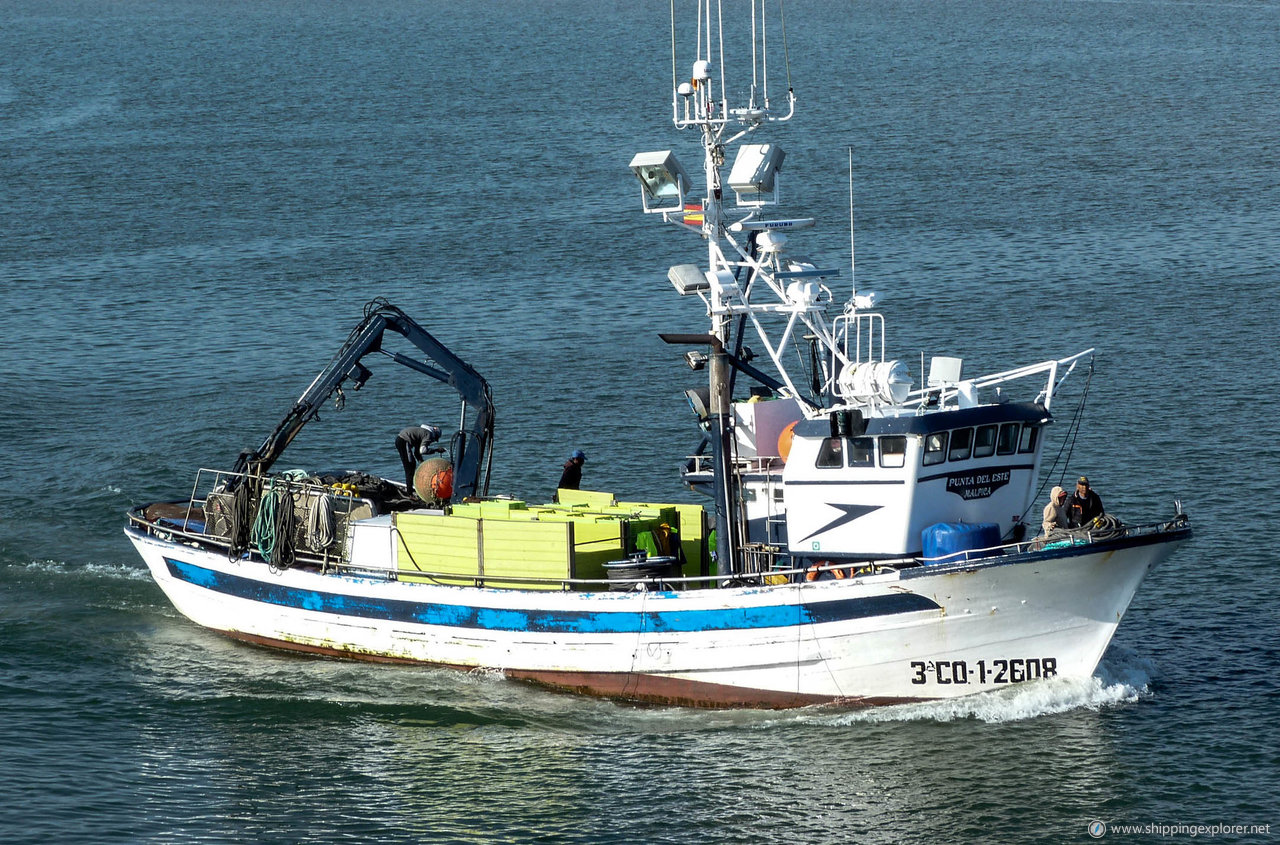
[902,348,1094,414]
[126,512,1182,590]
[683,454,784,475]
[129,478,1189,591]
[128,467,382,571]
[903,514,1191,576]
[832,311,886,368]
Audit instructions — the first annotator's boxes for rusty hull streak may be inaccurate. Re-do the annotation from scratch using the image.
[219,629,926,710]
[225,630,439,665]
[503,668,925,710]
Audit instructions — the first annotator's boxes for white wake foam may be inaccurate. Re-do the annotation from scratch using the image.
[838,648,1154,724]
[18,558,152,582]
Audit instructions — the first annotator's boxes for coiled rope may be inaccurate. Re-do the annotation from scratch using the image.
[1085,513,1125,541]
[251,477,296,569]
[307,492,336,551]
[227,481,255,561]
[1032,513,1127,551]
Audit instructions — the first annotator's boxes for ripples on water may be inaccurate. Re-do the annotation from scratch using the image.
[3,0,1279,841]
[0,560,1245,844]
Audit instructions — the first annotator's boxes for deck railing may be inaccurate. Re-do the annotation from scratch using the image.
[130,470,1188,591]
[129,468,381,570]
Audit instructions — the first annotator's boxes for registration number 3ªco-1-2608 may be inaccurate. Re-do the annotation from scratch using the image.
[909,657,1058,685]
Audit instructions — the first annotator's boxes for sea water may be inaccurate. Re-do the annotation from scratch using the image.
[2,0,1278,842]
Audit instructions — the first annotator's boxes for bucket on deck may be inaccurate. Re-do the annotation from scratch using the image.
[922,522,1001,565]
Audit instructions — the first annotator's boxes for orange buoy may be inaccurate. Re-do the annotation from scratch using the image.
[777,421,798,462]
[413,458,453,501]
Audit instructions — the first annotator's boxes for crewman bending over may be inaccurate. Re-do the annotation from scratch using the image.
[395,424,442,491]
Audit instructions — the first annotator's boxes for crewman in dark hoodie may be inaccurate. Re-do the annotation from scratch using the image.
[1066,475,1104,528]
[395,424,442,491]
[558,449,586,491]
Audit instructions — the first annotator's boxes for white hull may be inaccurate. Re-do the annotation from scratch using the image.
[126,526,1184,708]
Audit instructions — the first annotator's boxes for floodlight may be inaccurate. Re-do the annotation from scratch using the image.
[728,143,785,203]
[927,356,963,388]
[629,150,693,213]
[684,387,711,420]
[668,263,710,295]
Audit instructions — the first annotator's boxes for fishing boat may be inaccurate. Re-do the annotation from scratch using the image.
[125,1,1189,709]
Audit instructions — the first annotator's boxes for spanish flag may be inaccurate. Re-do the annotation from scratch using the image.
[683,202,704,227]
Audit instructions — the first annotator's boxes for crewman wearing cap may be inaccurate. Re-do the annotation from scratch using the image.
[558,449,587,492]
[1066,475,1105,528]
[395,424,442,491]
[1042,485,1069,536]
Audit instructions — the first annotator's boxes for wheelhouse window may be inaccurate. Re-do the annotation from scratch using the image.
[922,432,947,466]
[848,436,875,467]
[880,436,907,468]
[973,424,998,458]
[997,422,1020,456]
[948,427,974,461]
[816,437,844,468]
[1018,424,1040,454]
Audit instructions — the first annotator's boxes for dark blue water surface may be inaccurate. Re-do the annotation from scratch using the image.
[2,0,1278,842]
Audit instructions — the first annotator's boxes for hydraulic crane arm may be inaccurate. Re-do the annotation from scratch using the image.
[233,298,494,501]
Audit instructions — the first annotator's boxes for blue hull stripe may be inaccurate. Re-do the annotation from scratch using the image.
[164,558,939,634]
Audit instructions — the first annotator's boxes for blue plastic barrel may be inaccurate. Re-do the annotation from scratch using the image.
[922,522,1001,565]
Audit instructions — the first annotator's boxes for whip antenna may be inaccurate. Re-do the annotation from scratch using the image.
[849,146,857,301]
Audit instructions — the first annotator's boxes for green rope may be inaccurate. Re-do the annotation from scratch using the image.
[252,478,295,568]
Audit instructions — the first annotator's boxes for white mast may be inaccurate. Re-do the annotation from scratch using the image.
[633,0,800,575]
